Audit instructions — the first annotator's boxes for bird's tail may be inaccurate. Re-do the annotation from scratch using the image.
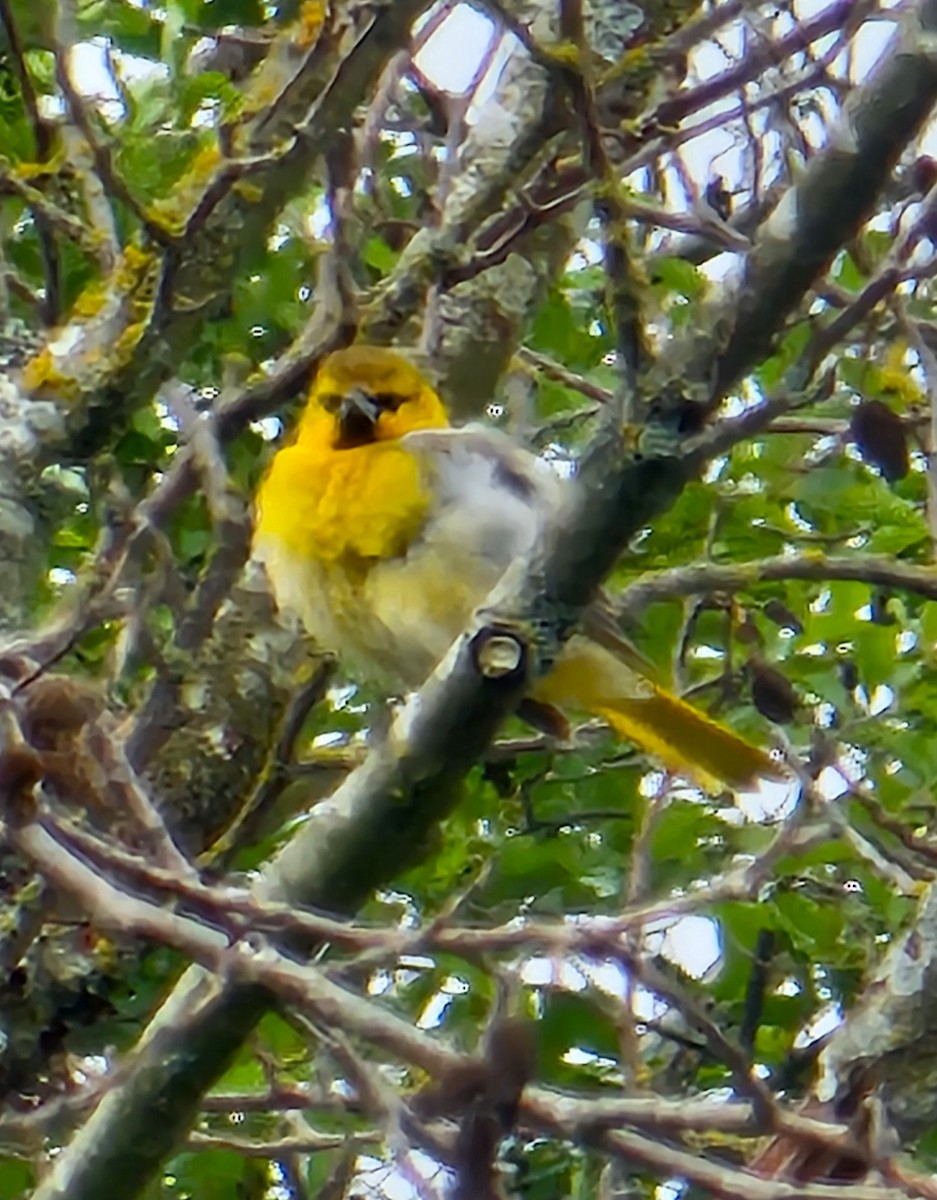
[595,691,779,790]
[535,636,780,790]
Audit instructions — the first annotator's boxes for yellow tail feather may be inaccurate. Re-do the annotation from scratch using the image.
[595,691,779,790]
[535,636,779,790]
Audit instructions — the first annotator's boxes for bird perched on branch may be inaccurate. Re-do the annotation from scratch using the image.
[253,345,779,790]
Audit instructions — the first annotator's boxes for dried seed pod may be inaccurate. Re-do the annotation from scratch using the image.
[750,662,799,724]
[0,744,44,818]
[910,155,937,200]
[839,659,860,691]
[849,400,909,482]
[19,676,102,751]
[870,590,897,626]
[704,175,733,221]
[15,676,106,813]
[763,599,804,635]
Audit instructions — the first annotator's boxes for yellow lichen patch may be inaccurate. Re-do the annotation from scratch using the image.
[239,78,282,119]
[596,46,650,89]
[114,244,159,314]
[296,0,326,49]
[183,143,222,184]
[151,142,222,220]
[232,179,264,204]
[11,155,63,180]
[117,242,157,283]
[111,320,146,367]
[542,39,581,68]
[878,341,923,406]
[72,280,112,320]
[21,348,81,400]
[144,204,186,239]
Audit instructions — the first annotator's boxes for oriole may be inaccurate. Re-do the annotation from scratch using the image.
[253,346,779,790]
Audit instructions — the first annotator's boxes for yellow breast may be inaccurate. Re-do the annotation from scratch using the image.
[254,428,467,684]
[256,423,430,565]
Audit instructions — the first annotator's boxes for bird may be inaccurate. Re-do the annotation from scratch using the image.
[252,344,780,790]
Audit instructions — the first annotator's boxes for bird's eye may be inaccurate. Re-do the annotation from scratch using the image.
[372,391,407,411]
[319,392,342,413]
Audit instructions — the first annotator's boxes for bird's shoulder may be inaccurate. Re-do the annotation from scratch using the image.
[403,423,564,514]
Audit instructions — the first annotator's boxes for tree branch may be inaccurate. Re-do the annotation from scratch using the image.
[698,0,937,404]
[615,553,937,628]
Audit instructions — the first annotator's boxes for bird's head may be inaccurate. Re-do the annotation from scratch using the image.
[301,346,449,448]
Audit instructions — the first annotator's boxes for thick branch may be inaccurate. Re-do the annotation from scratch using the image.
[818,883,937,1143]
[693,0,937,403]
[19,1,427,456]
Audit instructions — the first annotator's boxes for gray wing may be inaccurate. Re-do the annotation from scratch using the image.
[404,426,657,679]
[402,425,565,570]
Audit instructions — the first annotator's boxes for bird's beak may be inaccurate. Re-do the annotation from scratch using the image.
[336,387,381,447]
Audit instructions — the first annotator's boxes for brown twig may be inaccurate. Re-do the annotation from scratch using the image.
[198,656,338,867]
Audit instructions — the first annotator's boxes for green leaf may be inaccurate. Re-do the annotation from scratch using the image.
[650,255,704,299]
[164,1149,255,1200]
[539,991,619,1066]
[0,1159,34,1199]
[363,236,398,273]
[775,889,844,956]
[756,321,812,389]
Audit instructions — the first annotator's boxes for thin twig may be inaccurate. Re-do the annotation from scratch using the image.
[0,0,62,320]
[53,0,172,247]
[199,656,338,868]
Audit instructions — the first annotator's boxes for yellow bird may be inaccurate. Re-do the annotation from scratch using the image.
[253,345,779,790]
